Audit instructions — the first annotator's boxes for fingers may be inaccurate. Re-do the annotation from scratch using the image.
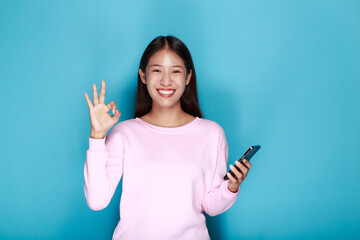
[235,160,251,178]
[229,164,244,183]
[113,108,121,120]
[226,171,238,183]
[242,159,252,169]
[84,92,93,109]
[99,79,106,104]
[93,83,99,105]
[228,159,252,184]
[107,101,121,121]
[106,101,118,114]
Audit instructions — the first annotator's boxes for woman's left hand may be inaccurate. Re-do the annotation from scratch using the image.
[227,159,252,193]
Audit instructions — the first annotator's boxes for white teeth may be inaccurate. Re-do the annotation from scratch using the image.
[158,90,175,94]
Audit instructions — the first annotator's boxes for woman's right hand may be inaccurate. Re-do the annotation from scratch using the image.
[84,79,121,139]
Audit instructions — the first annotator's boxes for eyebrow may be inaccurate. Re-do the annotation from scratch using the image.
[148,64,184,68]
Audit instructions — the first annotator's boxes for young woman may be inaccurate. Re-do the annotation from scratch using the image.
[83,35,252,240]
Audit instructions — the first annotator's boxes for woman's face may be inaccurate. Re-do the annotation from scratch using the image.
[139,48,192,110]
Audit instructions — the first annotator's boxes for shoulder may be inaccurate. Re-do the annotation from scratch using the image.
[112,118,138,130]
[105,118,138,141]
[199,118,226,135]
[198,118,227,148]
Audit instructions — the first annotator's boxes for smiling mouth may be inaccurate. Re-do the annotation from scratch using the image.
[157,89,175,97]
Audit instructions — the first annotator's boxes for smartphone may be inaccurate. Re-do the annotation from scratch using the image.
[223,145,261,180]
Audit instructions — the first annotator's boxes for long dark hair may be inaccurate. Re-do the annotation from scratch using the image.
[134,35,203,118]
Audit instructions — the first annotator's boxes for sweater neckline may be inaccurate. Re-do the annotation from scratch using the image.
[134,116,201,133]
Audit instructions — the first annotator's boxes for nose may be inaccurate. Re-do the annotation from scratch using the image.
[160,71,173,86]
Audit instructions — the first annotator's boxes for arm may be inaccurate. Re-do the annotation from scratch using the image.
[83,128,124,211]
[202,144,240,217]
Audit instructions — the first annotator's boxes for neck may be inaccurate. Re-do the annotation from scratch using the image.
[146,102,190,127]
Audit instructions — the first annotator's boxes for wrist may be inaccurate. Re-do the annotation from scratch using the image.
[227,185,239,193]
[90,129,106,139]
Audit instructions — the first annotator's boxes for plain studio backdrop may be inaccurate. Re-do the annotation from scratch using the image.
[0,0,359,239]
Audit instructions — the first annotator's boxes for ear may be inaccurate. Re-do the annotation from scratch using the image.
[139,68,146,84]
[185,69,192,86]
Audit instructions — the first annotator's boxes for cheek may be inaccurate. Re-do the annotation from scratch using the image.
[146,79,160,97]
[147,74,162,83]
[174,75,187,85]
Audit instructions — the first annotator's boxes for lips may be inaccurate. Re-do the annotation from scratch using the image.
[157,89,175,97]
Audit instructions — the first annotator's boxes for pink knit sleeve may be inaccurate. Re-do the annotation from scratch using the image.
[202,129,239,217]
[83,127,124,211]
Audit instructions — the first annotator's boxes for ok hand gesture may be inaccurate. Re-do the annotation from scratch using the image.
[84,79,121,139]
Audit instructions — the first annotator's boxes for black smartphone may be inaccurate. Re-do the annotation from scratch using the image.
[223,145,261,180]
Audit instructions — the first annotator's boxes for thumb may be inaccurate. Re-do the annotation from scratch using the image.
[112,109,121,121]
[106,101,117,112]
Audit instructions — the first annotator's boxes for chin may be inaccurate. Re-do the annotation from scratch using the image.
[153,99,181,108]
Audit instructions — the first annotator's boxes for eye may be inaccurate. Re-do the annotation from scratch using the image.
[173,70,181,73]
[152,69,161,73]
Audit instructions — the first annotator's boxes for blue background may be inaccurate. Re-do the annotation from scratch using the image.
[0,0,359,239]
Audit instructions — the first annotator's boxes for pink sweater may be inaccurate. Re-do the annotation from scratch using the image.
[84,116,240,240]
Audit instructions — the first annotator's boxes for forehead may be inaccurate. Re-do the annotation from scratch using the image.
[147,49,185,68]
